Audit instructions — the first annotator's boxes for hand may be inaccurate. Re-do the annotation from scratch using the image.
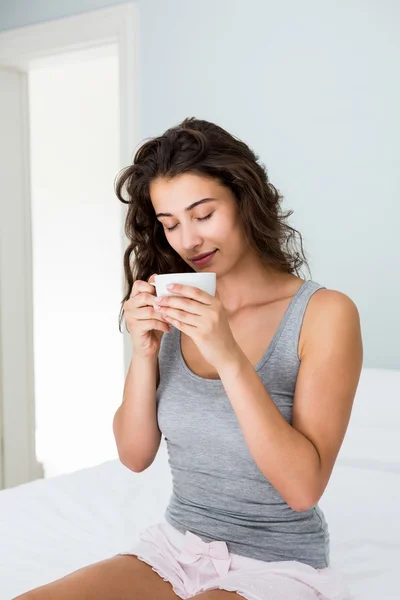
[153,283,240,371]
[123,274,171,359]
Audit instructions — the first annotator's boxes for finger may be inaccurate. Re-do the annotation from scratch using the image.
[131,292,158,309]
[148,273,158,284]
[130,281,144,298]
[147,273,158,292]
[162,314,193,335]
[133,306,170,322]
[149,320,171,333]
[165,283,212,304]
[136,319,171,334]
[125,312,170,334]
[130,279,155,298]
[155,295,203,316]
[158,306,199,327]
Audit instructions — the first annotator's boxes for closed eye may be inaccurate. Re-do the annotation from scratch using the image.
[165,212,214,232]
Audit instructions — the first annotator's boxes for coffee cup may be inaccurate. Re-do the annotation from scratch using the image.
[150,272,217,297]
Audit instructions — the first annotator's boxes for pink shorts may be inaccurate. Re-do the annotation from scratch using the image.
[119,519,351,599]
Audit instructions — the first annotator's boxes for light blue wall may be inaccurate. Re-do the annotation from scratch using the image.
[0,0,128,31]
[1,1,399,369]
[140,0,400,372]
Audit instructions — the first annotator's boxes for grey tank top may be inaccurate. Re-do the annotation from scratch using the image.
[156,279,330,569]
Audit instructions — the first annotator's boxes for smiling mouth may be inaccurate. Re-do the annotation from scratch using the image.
[190,250,217,262]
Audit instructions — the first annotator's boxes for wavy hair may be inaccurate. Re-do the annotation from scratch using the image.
[115,117,310,331]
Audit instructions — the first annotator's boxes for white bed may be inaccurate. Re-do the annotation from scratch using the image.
[1,368,399,599]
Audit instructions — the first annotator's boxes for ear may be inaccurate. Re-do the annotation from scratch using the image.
[148,273,158,283]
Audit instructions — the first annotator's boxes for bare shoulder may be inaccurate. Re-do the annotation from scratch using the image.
[307,287,360,316]
[299,288,362,360]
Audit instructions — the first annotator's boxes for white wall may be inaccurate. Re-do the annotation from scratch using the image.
[1,0,399,369]
[28,45,124,477]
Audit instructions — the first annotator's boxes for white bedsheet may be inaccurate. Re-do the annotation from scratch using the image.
[0,441,399,599]
[1,367,400,599]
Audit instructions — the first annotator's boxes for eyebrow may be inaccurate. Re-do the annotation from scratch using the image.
[155,197,217,218]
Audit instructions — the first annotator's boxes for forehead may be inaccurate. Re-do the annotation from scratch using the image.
[150,173,223,212]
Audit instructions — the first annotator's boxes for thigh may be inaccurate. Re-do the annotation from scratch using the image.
[13,555,180,600]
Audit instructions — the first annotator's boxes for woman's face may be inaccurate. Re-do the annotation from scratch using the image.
[150,173,249,273]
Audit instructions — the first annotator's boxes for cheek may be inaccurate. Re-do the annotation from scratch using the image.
[162,230,178,251]
[167,237,180,253]
[212,212,239,240]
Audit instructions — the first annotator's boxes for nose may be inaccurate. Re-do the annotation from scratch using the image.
[180,224,203,251]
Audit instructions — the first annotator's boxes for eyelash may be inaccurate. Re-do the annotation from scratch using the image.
[165,212,214,232]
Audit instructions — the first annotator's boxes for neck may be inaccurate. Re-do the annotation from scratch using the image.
[216,254,301,313]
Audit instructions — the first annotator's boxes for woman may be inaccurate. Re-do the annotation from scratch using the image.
[16,118,362,600]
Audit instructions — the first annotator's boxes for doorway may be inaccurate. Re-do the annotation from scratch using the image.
[0,4,139,489]
[29,44,124,477]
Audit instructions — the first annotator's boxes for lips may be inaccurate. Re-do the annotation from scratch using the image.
[190,250,216,262]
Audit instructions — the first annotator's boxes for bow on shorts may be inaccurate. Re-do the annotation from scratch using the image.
[177,530,232,578]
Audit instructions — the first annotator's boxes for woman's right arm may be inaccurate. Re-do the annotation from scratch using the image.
[113,352,161,472]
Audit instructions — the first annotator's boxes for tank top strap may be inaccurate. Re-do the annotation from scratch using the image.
[271,279,327,365]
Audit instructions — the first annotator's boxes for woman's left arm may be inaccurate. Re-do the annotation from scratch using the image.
[217,290,363,512]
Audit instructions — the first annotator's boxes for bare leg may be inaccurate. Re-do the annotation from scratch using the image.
[13,554,180,600]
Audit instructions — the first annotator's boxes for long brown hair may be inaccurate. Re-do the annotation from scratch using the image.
[115,117,310,331]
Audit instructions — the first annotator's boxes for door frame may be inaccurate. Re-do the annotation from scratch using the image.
[0,2,139,488]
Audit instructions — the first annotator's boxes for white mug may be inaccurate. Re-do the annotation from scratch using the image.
[150,272,217,297]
